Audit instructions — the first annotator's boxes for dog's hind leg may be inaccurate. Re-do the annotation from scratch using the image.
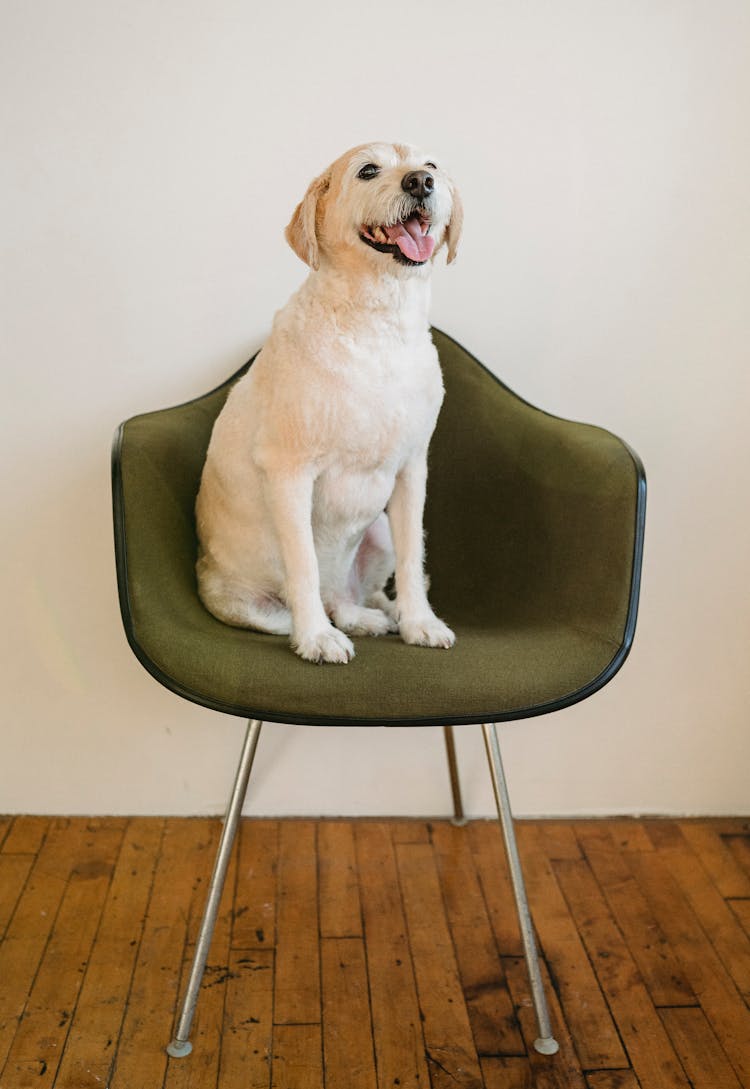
[328,514,398,636]
[329,599,398,636]
[360,513,398,611]
[197,564,292,635]
[224,593,293,635]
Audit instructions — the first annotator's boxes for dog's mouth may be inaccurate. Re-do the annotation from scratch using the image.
[359,212,435,265]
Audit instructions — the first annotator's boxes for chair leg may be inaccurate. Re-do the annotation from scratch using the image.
[443,725,467,826]
[482,723,559,1057]
[166,718,263,1058]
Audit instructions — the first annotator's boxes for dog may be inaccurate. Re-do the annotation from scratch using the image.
[195,141,463,664]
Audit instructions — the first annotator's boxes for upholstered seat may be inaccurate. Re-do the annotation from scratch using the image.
[113,328,644,727]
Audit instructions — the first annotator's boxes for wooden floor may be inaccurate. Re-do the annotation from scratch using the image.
[1,817,749,1089]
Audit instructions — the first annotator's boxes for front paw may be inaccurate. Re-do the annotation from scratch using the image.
[399,614,456,649]
[293,625,355,664]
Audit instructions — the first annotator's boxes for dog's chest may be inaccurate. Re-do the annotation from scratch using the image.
[330,342,442,468]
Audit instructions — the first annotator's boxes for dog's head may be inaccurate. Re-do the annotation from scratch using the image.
[285,142,463,273]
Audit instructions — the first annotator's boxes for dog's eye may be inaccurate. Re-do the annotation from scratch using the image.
[425,161,437,170]
[357,163,380,180]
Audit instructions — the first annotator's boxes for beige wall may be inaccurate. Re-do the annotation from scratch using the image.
[2,1,749,816]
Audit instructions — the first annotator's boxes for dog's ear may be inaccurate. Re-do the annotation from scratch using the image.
[445,184,464,265]
[285,171,331,270]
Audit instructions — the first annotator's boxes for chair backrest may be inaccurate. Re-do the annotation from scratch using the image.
[113,328,644,654]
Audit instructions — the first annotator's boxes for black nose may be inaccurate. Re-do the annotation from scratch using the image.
[401,169,434,201]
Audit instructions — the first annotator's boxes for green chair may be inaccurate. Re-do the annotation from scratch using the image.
[112,327,645,1059]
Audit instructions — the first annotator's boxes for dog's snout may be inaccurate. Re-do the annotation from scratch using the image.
[401,170,434,201]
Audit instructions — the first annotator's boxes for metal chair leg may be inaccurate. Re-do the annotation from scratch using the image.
[166,718,263,1058]
[482,723,559,1057]
[443,725,467,826]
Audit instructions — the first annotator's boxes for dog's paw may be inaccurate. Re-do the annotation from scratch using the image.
[293,625,355,664]
[399,615,456,649]
[332,603,399,637]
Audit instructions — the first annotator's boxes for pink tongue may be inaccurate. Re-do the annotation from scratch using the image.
[383,217,435,262]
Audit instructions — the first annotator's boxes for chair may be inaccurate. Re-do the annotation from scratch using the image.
[111,327,646,1059]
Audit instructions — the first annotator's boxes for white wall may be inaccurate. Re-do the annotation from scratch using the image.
[2,0,749,818]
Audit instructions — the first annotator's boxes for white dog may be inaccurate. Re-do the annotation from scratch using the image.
[195,141,463,664]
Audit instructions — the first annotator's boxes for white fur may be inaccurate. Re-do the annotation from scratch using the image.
[195,142,463,663]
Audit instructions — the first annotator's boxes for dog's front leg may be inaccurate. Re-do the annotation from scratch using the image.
[388,455,455,649]
[262,470,355,664]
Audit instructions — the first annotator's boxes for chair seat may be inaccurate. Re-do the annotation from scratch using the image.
[113,328,645,727]
[126,607,622,726]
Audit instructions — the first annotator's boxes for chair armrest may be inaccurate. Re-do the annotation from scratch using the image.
[112,381,235,675]
[426,336,646,653]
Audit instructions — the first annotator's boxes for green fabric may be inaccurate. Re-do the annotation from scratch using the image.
[115,329,642,725]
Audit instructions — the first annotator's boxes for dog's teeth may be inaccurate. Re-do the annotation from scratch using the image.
[373,226,386,243]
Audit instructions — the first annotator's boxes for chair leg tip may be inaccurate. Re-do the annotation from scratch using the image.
[166,1039,193,1059]
[533,1036,559,1056]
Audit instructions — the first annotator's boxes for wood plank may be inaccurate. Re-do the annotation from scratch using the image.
[0,816,12,850]
[678,823,750,899]
[536,822,582,861]
[729,898,750,937]
[585,1073,640,1089]
[165,827,239,1089]
[12,816,750,1089]
[1,816,49,856]
[0,818,126,1089]
[725,835,750,880]
[0,857,67,1071]
[354,822,430,1089]
[468,820,523,957]
[644,821,686,850]
[2,1060,53,1086]
[655,831,750,1000]
[396,842,483,1088]
[575,823,695,1006]
[553,857,690,1089]
[0,855,34,937]
[321,938,377,1089]
[692,818,748,836]
[111,818,221,1089]
[699,819,750,836]
[182,819,233,947]
[514,824,627,1070]
[431,822,524,1056]
[481,1055,533,1088]
[219,948,274,1089]
[601,820,655,853]
[54,818,164,1089]
[232,818,279,951]
[273,820,319,1025]
[0,819,114,1076]
[318,822,362,938]
[271,1024,323,1089]
[389,820,432,844]
[626,848,750,1086]
[660,1007,743,1089]
[503,956,586,1089]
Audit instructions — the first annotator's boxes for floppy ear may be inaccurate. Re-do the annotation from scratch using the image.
[285,171,331,270]
[445,184,464,265]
